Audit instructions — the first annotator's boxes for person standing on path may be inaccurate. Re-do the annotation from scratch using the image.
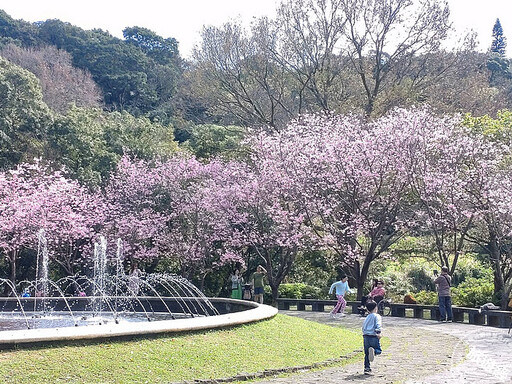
[328,274,353,318]
[128,261,142,295]
[434,265,453,322]
[362,301,382,375]
[251,265,267,304]
[230,269,243,299]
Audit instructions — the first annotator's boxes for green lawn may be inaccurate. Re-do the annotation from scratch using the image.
[0,314,361,383]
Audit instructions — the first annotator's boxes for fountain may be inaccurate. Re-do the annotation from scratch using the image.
[0,234,277,345]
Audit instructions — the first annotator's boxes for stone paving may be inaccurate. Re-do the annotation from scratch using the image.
[255,310,512,384]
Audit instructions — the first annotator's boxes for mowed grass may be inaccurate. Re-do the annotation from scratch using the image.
[0,314,361,384]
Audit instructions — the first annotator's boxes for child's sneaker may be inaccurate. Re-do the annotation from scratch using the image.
[368,347,375,362]
[329,312,336,318]
[337,312,346,318]
[364,368,372,375]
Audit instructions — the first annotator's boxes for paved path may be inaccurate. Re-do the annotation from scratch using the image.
[256,311,512,384]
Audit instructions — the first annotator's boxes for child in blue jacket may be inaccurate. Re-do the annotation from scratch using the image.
[362,301,382,374]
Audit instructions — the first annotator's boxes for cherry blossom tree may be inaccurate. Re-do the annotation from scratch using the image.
[459,149,512,309]
[105,155,242,289]
[483,175,512,308]
[0,161,103,286]
[154,157,236,288]
[103,156,167,265]
[408,113,501,274]
[206,156,312,302]
[252,109,456,297]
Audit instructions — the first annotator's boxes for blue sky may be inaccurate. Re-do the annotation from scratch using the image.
[0,0,510,58]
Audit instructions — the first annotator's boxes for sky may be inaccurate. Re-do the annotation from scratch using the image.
[0,0,511,59]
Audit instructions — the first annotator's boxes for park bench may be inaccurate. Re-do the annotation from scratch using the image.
[275,298,512,329]
[276,298,360,314]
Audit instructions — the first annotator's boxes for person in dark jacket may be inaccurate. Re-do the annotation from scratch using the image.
[434,266,452,322]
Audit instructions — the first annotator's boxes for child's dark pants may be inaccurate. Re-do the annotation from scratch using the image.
[363,334,382,370]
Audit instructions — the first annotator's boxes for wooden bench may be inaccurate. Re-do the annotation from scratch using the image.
[478,308,512,328]
[276,298,360,313]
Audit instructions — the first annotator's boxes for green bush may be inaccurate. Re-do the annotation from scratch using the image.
[279,283,307,299]
[301,284,328,299]
[264,286,272,303]
[414,290,438,305]
[450,256,493,286]
[407,267,436,291]
[414,278,495,307]
[276,283,327,299]
[451,278,495,307]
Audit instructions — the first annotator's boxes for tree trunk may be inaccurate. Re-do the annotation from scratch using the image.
[270,284,279,304]
[487,227,506,308]
[10,251,17,288]
[502,284,512,310]
[350,256,371,300]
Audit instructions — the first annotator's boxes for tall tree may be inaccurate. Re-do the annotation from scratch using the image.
[409,112,499,275]
[1,44,102,113]
[103,156,167,264]
[488,19,511,86]
[0,161,102,286]
[123,26,180,66]
[37,19,183,116]
[0,10,41,47]
[213,152,311,302]
[48,107,178,187]
[491,18,506,56]
[0,57,52,169]
[339,0,452,116]
[191,0,476,124]
[462,111,512,309]
[251,110,420,297]
[193,21,293,128]
[265,0,352,114]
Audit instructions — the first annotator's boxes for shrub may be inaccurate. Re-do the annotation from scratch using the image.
[450,256,493,286]
[277,283,327,299]
[301,284,328,299]
[407,267,436,291]
[264,286,272,303]
[451,278,495,307]
[278,283,307,299]
[414,290,438,305]
[414,278,495,307]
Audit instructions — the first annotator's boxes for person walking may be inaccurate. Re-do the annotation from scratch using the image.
[328,274,353,318]
[362,301,383,375]
[434,266,453,322]
[251,265,267,304]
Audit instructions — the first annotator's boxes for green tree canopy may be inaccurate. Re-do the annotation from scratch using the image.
[0,57,52,169]
[183,124,248,160]
[48,107,179,187]
[123,26,180,66]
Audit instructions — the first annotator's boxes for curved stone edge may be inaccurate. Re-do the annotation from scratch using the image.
[0,300,278,346]
[176,351,362,384]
